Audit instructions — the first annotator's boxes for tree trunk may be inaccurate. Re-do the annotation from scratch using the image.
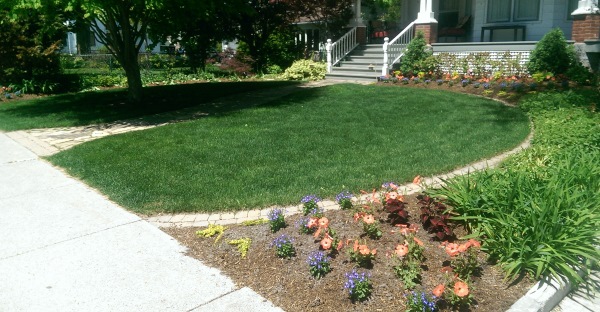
[124,60,143,104]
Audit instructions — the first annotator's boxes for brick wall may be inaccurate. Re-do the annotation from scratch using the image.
[415,23,438,44]
[356,26,367,45]
[572,14,600,42]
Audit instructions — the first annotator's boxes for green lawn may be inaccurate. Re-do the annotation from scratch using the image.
[48,84,530,214]
[0,81,298,131]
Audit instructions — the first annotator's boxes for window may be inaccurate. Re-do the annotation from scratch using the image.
[567,0,579,20]
[487,0,540,23]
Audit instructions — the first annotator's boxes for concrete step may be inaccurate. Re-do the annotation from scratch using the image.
[325,71,379,82]
[332,66,381,73]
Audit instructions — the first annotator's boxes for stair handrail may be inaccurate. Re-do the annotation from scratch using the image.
[326,27,358,73]
[382,22,415,75]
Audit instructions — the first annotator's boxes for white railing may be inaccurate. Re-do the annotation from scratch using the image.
[382,22,416,75]
[326,27,358,73]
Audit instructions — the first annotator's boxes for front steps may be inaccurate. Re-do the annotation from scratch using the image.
[325,44,383,82]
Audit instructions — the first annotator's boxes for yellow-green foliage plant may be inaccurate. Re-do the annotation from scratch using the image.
[228,238,252,258]
[241,219,268,226]
[196,224,226,244]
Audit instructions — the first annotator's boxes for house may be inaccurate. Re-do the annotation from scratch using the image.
[325,0,600,80]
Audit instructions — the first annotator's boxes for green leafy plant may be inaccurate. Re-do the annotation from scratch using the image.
[344,269,372,302]
[359,214,382,239]
[393,234,425,289]
[335,190,353,209]
[399,31,432,75]
[271,234,295,258]
[281,59,326,81]
[301,195,322,216]
[349,240,377,268]
[267,208,286,232]
[241,218,268,226]
[527,28,577,76]
[307,250,331,279]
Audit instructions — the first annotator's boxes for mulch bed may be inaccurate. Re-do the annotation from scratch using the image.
[164,193,534,312]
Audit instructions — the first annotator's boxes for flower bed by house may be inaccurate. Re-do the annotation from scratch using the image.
[165,186,534,312]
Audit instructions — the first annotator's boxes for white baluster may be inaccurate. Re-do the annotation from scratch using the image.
[326,39,333,73]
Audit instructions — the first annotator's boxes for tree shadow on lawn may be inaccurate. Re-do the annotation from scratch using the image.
[0,81,301,130]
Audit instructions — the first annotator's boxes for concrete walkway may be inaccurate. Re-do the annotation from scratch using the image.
[0,132,282,311]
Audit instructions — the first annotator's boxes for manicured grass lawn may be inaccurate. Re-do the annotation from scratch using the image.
[48,84,530,214]
[0,81,298,131]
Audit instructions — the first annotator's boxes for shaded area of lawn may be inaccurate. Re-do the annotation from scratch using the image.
[48,84,530,214]
[0,81,299,131]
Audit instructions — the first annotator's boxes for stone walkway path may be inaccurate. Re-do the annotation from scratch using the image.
[6,80,349,157]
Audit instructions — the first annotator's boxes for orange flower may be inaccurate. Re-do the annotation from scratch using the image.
[362,214,375,224]
[320,236,332,250]
[386,191,399,201]
[412,175,422,185]
[413,237,424,246]
[445,243,460,257]
[358,244,371,255]
[466,239,481,248]
[371,248,377,255]
[318,217,329,228]
[395,244,409,257]
[336,240,344,251]
[458,244,468,253]
[453,281,470,297]
[307,217,319,229]
[389,182,398,190]
[353,212,362,222]
[353,240,359,252]
[432,284,445,297]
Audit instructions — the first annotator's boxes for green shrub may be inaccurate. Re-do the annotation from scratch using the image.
[527,28,577,76]
[281,59,326,81]
[398,31,432,75]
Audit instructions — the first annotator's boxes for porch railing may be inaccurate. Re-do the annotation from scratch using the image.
[326,27,358,73]
[382,22,415,76]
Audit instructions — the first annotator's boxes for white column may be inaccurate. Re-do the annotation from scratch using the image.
[350,0,365,26]
[326,39,333,73]
[415,0,437,23]
[572,0,599,15]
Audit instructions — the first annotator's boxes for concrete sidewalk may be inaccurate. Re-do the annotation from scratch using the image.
[0,132,282,312]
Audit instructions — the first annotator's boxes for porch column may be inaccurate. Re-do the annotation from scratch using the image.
[571,0,600,43]
[414,0,438,44]
[349,0,367,44]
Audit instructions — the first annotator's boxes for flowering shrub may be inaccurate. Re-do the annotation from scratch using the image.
[344,270,372,302]
[271,234,295,258]
[307,250,331,279]
[335,190,353,210]
[301,195,321,216]
[405,291,437,312]
[349,240,377,267]
[393,233,425,290]
[267,208,286,232]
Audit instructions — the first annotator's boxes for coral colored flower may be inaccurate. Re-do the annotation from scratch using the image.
[454,281,470,297]
[409,223,419,233]
[386,191,399,200]
[466,239,481,248]
[433,284,445,297]
[358,245,371,255]
[445,243,460,257]
[412,175,422,185]
[320,237,332,250]
[362,214,375,224]
[353,240,359,252]
[353,212,363,222]
[318,217,329,228]
[394,244,409,257]
[458,244,468,253]
[413,237,424,246]
[307,217,319,229]
[336,240,344,251]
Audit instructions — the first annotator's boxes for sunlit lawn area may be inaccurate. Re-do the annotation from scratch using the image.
[47,84,530,214]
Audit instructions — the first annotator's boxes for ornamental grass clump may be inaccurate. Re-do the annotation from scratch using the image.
[271,234,295,258]
[267,208,286,232]
[344,270,372,302]
[307,250,331,279]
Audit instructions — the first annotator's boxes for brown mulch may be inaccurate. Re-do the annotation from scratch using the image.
[164,194,534,312]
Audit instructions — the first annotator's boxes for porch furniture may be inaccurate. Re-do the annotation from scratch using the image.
[480,25,526,42]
